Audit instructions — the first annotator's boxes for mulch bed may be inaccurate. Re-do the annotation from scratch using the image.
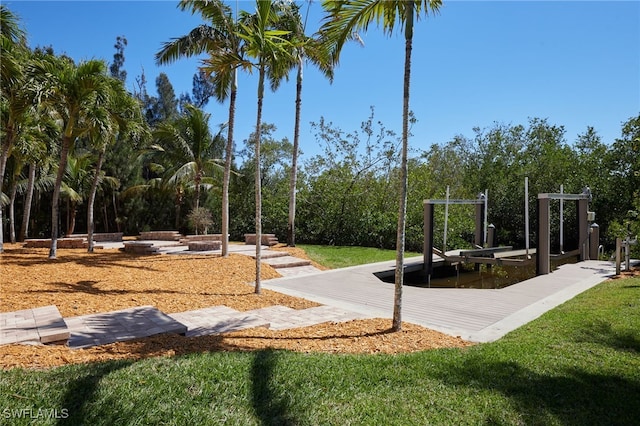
[21,242,630,369]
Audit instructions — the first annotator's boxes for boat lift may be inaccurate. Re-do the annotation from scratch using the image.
[423,184,598,280]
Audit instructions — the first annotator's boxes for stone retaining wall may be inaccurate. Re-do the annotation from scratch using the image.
[68,232,124,242]
[138,231,182,241]
[24,238,88,249]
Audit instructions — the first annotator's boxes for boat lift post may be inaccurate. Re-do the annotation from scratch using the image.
[423,193,487,279]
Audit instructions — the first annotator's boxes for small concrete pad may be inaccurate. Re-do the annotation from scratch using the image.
[0,305,69,345]
[65,306,187,349]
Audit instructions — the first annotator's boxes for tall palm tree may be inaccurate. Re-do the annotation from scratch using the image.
[19,115,58,241]
[320,0,442,331]
[270,2,334,247]
[85,77,145,252]
[29,56,110,258]
[238,0,292,294]
[156,0,247,257]
[0,5,28,252]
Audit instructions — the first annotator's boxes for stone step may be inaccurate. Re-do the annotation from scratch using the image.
[65,306,187,349]
[262,255,312,269]
[276,265,323,277]
[123,241,160,255]
[179,234,223,244]
[254,251,289,259]
[244,233,279,246]
[0,305,69,345]
[188,240,221,251]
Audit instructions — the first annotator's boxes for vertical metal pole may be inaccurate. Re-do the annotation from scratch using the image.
[474,202,483,247]
[525,177,530,257]
[589,223,599,260]
[443,186,449,252]
[537,197,551,275]
[560,184,564,254]
[423,201,434,277]
[616,237,621,275]
[578,198,588,261]
[484,189,488,246]
[625,237,631,271]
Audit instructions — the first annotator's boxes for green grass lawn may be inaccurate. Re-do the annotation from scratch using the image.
[298,244,421,269]
[1,274,638,425]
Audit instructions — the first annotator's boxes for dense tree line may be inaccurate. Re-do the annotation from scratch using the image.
[2,3,638,263]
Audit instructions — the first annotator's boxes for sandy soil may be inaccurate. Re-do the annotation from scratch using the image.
[1,244,474,369]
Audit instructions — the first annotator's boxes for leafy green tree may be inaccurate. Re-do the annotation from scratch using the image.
[601,114,640,255]
[320,0,442,330]
[299,110,401,248]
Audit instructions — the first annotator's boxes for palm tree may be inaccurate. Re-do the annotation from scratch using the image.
[61,153,93,236]
[320,0,442,331]
[0,5,28,252]
[156,0,247,257]
[19,116,58,241]
[238,0,293,294]
[29,56,110,258]
[86,77,144,252]
[270,2,334,247]
[151,104,225,215]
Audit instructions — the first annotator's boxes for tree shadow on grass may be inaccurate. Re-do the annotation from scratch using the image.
[251,349,299,426]
[432,356,640,425]
[55,360,132,426]
[573,319,640,353]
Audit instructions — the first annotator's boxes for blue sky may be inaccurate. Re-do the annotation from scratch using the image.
[6,1,640,161]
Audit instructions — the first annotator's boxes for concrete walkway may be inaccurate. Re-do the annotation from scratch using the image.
[263,258,631,342]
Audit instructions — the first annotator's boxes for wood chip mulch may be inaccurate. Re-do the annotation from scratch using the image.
[0,243,477,369]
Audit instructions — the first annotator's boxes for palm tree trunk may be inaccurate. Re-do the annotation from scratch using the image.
[68,202,77,236]
[221,71,237,258]
[254,66,265,295]
[87,147,105,253]
[49,136,72,259]
[195,173,201,210]
[175,189,183,230]
[112,192,119,233]
[9,180,18,244]
[288,58,303,247]
[66,199,71,236]
[19,162,36,241]
[393,3,415,332]
[0,141,10,252]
